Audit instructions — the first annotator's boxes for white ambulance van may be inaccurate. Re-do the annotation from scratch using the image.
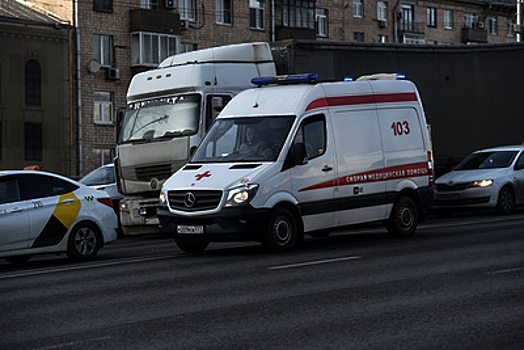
[158,73,434,253]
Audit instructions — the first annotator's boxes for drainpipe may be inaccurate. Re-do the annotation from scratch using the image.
[518,0,522,42]
[74,0,83,176]
[393,0,401,43]
[271,0,275,42]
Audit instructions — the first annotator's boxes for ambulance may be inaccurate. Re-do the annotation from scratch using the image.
[158,73,434,253]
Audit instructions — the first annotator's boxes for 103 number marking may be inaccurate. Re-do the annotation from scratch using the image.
[391,121,410,136]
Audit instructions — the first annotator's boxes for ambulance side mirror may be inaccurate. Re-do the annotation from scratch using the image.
[292,143,309,166]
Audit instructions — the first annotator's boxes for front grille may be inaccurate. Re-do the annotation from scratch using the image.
[436,183,469,192]
[168,190,223,212]
[135,163,173,181]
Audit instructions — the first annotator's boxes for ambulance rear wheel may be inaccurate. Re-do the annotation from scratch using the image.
[262,208,298,252]
[67,222,101,261]
[175,239,209,253]
[387,196,418,237]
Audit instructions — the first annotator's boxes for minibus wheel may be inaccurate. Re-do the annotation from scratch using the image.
[262,207,298,252]
[175,239,209,253]
[387,196,418,237]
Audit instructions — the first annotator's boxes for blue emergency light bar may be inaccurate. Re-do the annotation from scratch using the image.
[251,73,318,86]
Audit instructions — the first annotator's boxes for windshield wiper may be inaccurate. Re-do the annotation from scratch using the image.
[129,114,169,139]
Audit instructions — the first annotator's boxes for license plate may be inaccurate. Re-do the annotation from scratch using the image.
[145,217,160,225]
[177,225,204,234]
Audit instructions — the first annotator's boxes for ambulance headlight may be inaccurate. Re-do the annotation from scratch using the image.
[226,184,259,207]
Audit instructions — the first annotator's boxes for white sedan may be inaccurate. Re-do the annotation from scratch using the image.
[0,170,118,264]
[433,145,524,214]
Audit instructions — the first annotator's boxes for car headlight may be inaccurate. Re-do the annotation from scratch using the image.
[159,190,167,206]
[225,184,259,207]
[470,179,493,188]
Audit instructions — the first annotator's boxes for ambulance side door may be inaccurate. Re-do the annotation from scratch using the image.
[289,114,337,232]
[0,176,30,252]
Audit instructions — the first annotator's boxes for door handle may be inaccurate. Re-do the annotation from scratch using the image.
[322,165,333,172]
[11,207,23,213]
[63,199,75,204]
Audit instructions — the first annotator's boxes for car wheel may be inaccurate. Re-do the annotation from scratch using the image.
[262,207,299,252]
[496,186,516,214]
[5,255,32,265]
[67,222,101,261]
[387,196,418,237]
[175,239,209,253]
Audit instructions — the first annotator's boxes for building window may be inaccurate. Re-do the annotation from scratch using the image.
[179,0,196,21]
[427,39,437,45]
[94,92,113,125]
[93,34,113,67]
[444,9,453,30]
[316,8,327,36]
[141,0,158,10]
[93,0,112,12]
[354,32,364,42]
[93,148,115,168]
[180,42,197,53]
[507,19,515,37]
[378,34,388,43]
[282,0,315,29]
[464,13,475,28]
[250,0,265,30]
[131,32,178,67]
[216,0,233,25]
[377,1,387,22]
[489,17,498,35]
[353,0,363,18]
[25,60,41,106]
[427,7,436,27]
[25,123,42,161]
[400,4,414,31]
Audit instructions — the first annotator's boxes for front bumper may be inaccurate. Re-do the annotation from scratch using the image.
[158,205,271,242]
[433,189,492,208]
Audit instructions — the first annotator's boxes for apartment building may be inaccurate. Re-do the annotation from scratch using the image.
[15,0,519,176]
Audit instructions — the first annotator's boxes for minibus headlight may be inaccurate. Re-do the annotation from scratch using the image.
[226,184,259,207]
[470,179,493,188]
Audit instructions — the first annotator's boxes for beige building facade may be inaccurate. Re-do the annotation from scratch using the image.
[18,0,519,176]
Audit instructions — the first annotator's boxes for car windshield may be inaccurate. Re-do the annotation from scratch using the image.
[80,166,115,186]
[454,151,518,170]
[191,116,295,163]
[118,94,201,144]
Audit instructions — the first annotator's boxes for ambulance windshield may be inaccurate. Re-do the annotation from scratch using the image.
[191,116,295,163]
[118,94,201,144]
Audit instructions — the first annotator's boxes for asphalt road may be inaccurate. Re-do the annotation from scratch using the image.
[1,210,523,349]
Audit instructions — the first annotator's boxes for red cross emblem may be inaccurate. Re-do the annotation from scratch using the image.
[195,170,211,181]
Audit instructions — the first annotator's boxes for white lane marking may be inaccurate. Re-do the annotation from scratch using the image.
[30,336,113,350]
[0,254,178,280]
[488,267,523,275]
[269,256,363,270]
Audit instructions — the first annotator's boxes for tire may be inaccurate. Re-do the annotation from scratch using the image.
[262,208,299,252]
[67,222,101,261]
[496,186,516,214]
[5,255,32,265]
[175,239,209,253]
[387,196,419,237]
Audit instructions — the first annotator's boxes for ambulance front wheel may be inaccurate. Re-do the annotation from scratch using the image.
[262,207,299,252]
[67,222,101,261]
[387,196,418,237]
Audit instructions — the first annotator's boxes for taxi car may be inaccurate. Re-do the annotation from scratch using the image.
[79,163,123,209]
[433,145,524,214]
[0,170,118,264]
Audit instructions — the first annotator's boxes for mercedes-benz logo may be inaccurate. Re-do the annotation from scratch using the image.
[150,179,157,189]
[184,192,196,208]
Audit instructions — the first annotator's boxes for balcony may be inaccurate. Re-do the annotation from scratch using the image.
[129,9,181,34]
[398,21,425,35]
[461,27,488,44]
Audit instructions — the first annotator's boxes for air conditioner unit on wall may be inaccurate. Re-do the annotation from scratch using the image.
[378,20,387,28]
[106,67,120,80]
[180,19,189,30]
[165,0,176,9]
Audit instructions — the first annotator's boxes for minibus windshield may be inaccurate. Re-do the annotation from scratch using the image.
[191,116,295,163]
[118,94,201,144]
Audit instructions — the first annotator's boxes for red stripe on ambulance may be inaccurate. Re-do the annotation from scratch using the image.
[305,92,418,111]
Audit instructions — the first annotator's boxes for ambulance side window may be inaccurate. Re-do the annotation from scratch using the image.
[295,115,326,160]
[17,174,78,201]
